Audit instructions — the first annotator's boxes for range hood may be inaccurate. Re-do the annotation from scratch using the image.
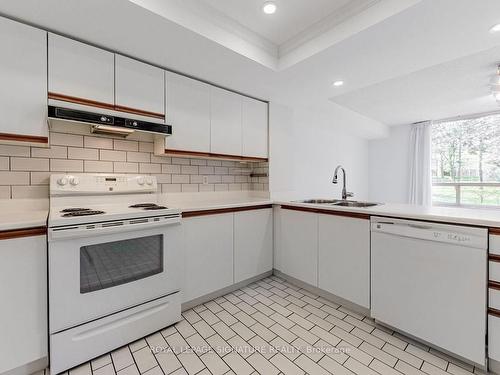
[48,106,172,138]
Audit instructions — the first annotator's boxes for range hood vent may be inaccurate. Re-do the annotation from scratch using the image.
[48,106,172,137]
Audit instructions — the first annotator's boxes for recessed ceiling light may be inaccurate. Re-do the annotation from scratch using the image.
[332,80,344,87]
[490,24,500,33]
[262,1,277,15]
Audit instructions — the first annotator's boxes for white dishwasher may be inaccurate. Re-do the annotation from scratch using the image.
[371,216,487,366]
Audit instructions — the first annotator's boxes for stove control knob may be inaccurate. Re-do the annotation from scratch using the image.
[57,177,68,186]
[145,177,154,185]
[69,177,80,186]
[137,176,145,185]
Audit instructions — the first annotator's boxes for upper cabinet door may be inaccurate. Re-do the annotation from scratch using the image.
[115,55,165,118]
[0,17,47,141]
[210,87,242,156]
[242,97,268,158]
[166,72,210,152]
[48,33,114,105]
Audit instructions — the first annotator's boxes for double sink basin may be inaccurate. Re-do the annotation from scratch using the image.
[297,199,379,208]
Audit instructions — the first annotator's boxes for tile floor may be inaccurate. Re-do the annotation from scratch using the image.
[45,276,486,375]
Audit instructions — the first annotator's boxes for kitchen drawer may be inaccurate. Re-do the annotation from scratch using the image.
[489,313,500,361]
[490,232,500,256]
[490,287,500,311]
[491,260,500,283]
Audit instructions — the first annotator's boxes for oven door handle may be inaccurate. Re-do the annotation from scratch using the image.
[48,216,181,241]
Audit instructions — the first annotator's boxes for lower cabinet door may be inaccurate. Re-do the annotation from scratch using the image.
[318,214,370,308]
[280,209,318,286]
[489,313,500,362]
[0,234,47,374]
[234,208,273,283]
[183,213,234,302]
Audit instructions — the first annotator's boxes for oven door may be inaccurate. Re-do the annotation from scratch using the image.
[49,218,182,333]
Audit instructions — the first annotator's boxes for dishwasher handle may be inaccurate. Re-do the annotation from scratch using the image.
[371,220,487,250]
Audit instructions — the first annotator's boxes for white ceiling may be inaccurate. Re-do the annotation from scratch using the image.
[198,0,355,45]
[1,0,500,137]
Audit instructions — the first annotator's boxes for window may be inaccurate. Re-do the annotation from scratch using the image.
[431,113,500,207]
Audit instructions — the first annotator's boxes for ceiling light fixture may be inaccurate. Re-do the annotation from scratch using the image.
[262,1,277,15]
[332,80,344,87]
[490,24,500,33]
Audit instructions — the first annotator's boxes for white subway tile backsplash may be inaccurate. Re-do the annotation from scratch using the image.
[51,159,84,172]
[11,157,49,171]
[114,140,139,152]
[84,136,113,149]
[84,160,113,173]
[100,150,127,162]
[68,147,99,160]
[32,145,67,159]
[127,151,150,163]
[139,163,161,174]
[0,171,30,185]
[0,130,267,199]
[114,162,139,173]
[51,133,84,147]
[0,157,9,170]
[162,164,180,174]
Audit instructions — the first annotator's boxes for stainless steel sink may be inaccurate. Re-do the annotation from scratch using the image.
[296,199,379,207]
[298,199,341,204]
[332,201,379,208]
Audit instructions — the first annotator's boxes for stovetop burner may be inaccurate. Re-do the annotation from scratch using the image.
[129,203,158,208]
[62,210,105,217]
[60,208,91,213]
[143,205,168,210]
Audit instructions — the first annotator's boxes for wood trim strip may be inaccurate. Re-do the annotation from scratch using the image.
[490,281,500,291]
[49,92,165,119]
[166,149,268,162]
[489,307,500,318]
[182,204,272,218]
[490,254,500,263]
[280,204,370,220]
[491,228,500,236]
[0,227,47,240]
[0,133,48,144]
[114,105,165,120]
[49,92,115,111]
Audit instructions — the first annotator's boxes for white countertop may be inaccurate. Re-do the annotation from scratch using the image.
[274,200,500,228]
[0,199,49,231]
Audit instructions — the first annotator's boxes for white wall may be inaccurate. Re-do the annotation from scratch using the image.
[368,124,411,203]
[269,103,372,201]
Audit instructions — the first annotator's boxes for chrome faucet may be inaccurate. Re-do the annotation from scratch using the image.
[332,165,353,200]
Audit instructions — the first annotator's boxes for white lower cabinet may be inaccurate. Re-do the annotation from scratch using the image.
[490,314,500,363]
[234,208,273,283]
[318,214,370,308]
[0,232,47,374]
[280,209,318,286]
[182,213,234,302]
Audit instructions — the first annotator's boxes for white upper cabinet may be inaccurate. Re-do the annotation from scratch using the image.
[0,17,47,141]
[242,97,268,158]
[234,208,273,283]
[318,214,370,308]
[166,72,210,152]
[48,33,114,105]
[210,87,242,156]
[115,54,165,116]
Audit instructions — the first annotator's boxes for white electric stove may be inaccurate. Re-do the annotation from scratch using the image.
[48,174,183,374]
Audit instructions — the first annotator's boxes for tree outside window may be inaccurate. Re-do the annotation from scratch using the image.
[431,113,500,207]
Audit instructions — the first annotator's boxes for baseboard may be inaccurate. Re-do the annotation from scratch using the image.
[1,357,48,375]
[273,270,371,317]
[181,271,273,311]
[490,358,500,374]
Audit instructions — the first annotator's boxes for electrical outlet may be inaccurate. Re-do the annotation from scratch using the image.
[202,176,208,185]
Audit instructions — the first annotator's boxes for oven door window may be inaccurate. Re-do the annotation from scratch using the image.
[80,235,163,294]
